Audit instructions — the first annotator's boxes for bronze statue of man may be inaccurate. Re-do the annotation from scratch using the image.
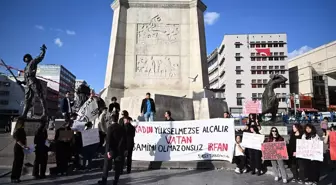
[18,44,48,120]
[261,73,288,122]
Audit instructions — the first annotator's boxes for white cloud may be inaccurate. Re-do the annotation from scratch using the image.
[204,12,220,26]
[54,38,63,47]
[66,30,76,35]
[35,25,44,30]
[50,28,63,32]
[288,45,313,59]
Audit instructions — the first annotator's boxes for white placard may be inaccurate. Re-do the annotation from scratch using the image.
[81,128,100,147]
[71,120,86,131]
[296,139,324,162]
[241,132,265,150]
[132,118,235,162]
[77,98,99,122]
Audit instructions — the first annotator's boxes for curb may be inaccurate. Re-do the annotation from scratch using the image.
[0,170,11,178]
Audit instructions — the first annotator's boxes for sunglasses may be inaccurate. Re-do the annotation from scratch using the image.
[271,130,277,132]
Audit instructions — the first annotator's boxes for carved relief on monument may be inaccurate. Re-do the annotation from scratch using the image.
[135,55,180,79]
[137,15,180,45]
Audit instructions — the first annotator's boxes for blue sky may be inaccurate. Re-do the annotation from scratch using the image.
[0,0,335,91]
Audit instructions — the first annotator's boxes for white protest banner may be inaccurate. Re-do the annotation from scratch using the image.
[241,132,265,150]
[132,118,235,162]
[77,98,99,122]
[81,128,100,147]
[296,139,323,162]
[71,120,86,131]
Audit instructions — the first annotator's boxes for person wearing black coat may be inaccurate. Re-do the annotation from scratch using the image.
[120,117,136,174]
[11,119,28,183]
[98,115,127,185]
[32,122,49,179]
[140,92,156,122]
[54,122,72,175]
[108,97,120,120]
[61,91,74,119]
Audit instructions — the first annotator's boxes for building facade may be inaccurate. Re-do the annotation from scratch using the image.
[207,34,290,115]
[288,41,336,111]
[36,64,76,105]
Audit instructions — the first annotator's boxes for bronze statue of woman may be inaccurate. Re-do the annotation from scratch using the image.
[261,74,288,122]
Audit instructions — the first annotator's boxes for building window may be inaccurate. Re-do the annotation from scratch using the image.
[279,43,284,47]
[258,93,263,98]
[251,58,255,61]
[235,53,241,57]
[252,93,257,100]
[236,57,241,61]
[275,66,279,69]
[256,44,260,48]
[280,65,285,69]
[250,44,255,48]
[251,66,256,70]
[236,79,242,88]
[0,91,10,96]
[280,52,284,56]
[275,57,279,61]
[0,100,8,105]
[280,57,285,61]
[261,44,266,48]
[281,93,286,102]
[269,66,274,69]
[269,57,274,61]
[268,44,272,47]
[262,57,267,61]
[235,44,240,48]
[251,71,256,74]
[273,43,278,47]
[236,93,242,106]
[251,79,256,88]
[263,79,268,84]
[281,71,285,74]
[236,71,241,75]
[257,66,261,70]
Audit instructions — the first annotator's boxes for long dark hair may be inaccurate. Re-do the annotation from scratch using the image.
[250,125,260,134]
[304,123,317,139]
[291,123,303,136]
[268,127,282,141]
[248,113,256,125]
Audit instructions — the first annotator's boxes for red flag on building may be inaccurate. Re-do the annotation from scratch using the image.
[256,48,271,56]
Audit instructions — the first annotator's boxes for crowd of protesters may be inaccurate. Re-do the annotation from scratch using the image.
[9,91,336,185]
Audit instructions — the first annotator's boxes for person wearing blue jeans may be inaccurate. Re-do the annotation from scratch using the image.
[140,92,156,122]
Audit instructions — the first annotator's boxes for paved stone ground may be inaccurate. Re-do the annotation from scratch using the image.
[0,169,335,185]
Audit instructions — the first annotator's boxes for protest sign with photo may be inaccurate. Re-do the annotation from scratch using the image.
[132,118,235,162]
[330,131,336,160]
[261,141,288,160]
[296,139,323,161]
[241,132,265,150]
[81,128,100,147]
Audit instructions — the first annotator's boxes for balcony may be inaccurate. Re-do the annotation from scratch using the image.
[208,61,218,73]
[219,57,225,66]
[209,77,219,85]
[219,77,225,89]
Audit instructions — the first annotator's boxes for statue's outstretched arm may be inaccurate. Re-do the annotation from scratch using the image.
[274,74,288,84]
[34,44,47,64]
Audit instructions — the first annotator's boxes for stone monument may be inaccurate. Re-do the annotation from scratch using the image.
[101,0,228,120]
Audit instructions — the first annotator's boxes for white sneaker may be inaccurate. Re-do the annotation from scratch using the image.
[305,182,312,185]
[234,168,241,174]
[283,179,288,184]
[243,169,247,173]
[274,177,280,181]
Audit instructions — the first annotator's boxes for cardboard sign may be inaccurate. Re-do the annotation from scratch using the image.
[296,139,323,161]
[241,132,265,150]
[261,141,288,160]
[330,131,336,160]
[58,130,73,141]
[243,100,262,114]
[81,128,100,147]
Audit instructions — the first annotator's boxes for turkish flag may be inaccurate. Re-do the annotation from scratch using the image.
[256,48,271,56]
[330,131,336,160]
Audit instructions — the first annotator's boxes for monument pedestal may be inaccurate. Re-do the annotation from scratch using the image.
[120,94,228,121]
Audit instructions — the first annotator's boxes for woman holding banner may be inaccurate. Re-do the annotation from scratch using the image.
[265,127,288,183]
[288,124,303,183]
[300,124,321,185]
